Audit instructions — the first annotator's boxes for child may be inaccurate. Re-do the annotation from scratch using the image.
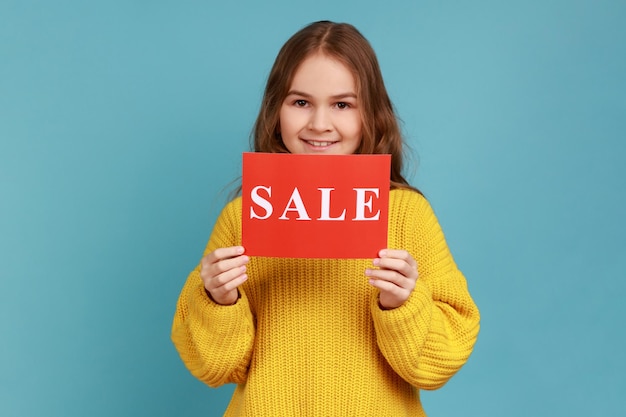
[172,21,480,416]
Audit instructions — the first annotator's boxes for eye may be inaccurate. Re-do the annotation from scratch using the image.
[294,99,308,107]
[336,102,350,109]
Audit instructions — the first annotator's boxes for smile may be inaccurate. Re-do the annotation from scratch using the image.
[305,140,336,147]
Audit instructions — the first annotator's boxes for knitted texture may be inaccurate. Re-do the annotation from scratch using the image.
[172,189,480,416]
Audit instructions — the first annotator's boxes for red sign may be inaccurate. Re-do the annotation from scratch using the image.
[242,153,390,258]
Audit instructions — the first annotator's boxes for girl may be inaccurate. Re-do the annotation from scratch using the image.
[172,21,480,416]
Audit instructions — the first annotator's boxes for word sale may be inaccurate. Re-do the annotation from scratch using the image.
[249,186,381,221]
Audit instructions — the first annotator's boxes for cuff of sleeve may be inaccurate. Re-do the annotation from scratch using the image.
[187,278,253,340]
[370,279,434,349]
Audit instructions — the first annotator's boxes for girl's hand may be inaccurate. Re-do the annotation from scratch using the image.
[366,249,418,310]
[200,246,249,305]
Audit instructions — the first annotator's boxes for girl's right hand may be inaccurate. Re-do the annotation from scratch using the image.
[200,246,249,305]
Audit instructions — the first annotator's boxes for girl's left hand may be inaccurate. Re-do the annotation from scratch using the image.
[366,249,418,310]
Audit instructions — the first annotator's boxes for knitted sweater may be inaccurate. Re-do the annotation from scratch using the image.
[171,189,480,416]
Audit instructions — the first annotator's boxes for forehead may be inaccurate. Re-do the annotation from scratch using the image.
[289,53,356,93]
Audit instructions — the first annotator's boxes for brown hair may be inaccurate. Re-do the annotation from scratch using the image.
[252,21,419,192]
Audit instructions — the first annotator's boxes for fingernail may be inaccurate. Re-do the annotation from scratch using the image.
[237,246,245,254]
[373,258,380,266]
[365,269,372,276]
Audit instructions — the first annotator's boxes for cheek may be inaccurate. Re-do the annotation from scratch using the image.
[279,107,295,132]
[348,114,363,137]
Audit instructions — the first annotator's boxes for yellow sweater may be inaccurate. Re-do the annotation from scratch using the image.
[172,189,480,416]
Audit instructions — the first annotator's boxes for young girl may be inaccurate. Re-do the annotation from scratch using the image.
[172,21,480,416]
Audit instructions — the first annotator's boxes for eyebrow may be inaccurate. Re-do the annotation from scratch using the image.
[286,90,357,100]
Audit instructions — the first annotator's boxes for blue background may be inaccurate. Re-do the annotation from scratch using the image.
[1,0,624,415]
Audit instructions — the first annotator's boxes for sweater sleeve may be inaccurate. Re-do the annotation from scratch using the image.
[370,192,480,390]
[171,199,255,387]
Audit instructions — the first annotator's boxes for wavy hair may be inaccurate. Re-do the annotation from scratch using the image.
[252,20,418,192]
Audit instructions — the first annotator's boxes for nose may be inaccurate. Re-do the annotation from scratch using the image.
[308,107,332,132]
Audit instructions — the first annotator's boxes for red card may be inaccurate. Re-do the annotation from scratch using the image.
[242,153,390,258]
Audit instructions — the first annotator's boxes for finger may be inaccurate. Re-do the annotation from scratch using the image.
[201,246,248,272]
[368,278,410,306]
[373,258,418,281]
[375,250,418,278]
[206,255,249,277]
[205,263,248,291]
[211,271,249,294]
[205,246,245,264]
[366,268,415,290]
[378,249,418,269]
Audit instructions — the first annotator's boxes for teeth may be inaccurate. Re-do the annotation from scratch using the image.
[308,140,333,147]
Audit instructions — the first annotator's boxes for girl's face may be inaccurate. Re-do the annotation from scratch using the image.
[279,53,362,155]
